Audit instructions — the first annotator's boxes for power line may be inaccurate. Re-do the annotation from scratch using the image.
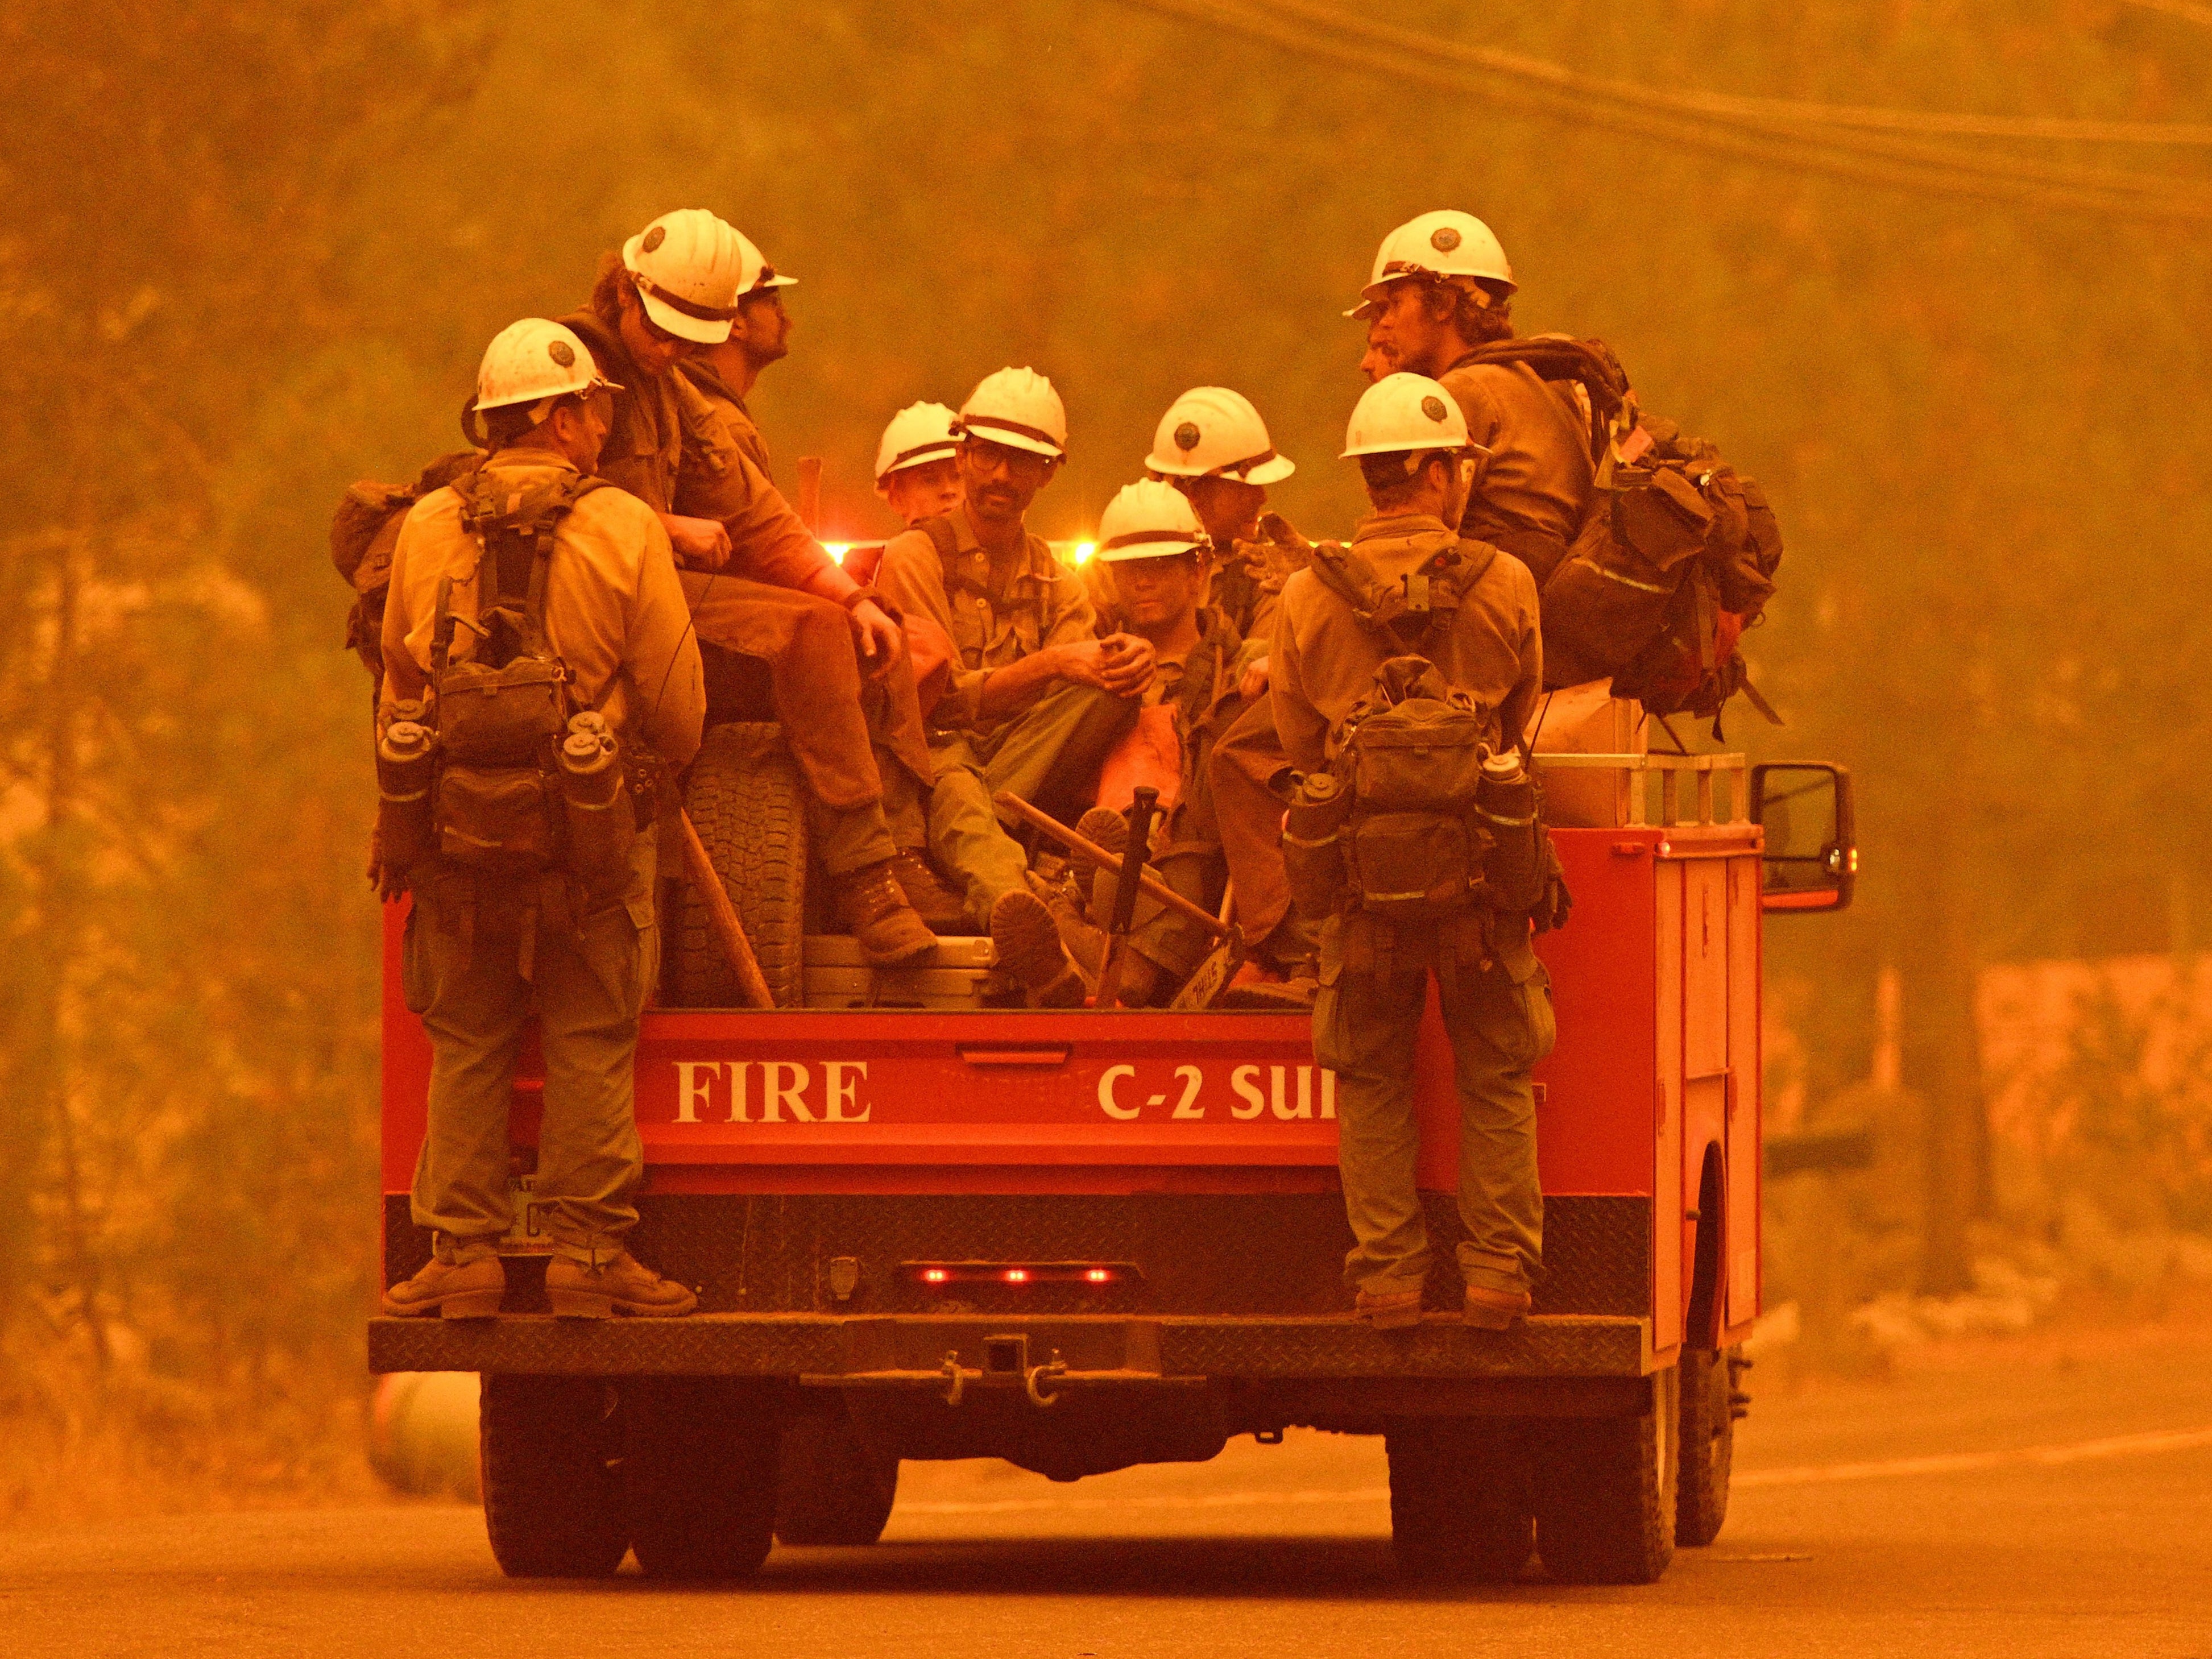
[1248,0,2212,199]
[1255,0,2212,152]
[2124,0,2212,30]
[1113,0,2212,221]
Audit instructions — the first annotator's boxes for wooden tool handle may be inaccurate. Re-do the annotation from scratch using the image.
[992,791,1232,940]
[677,808,776,1010]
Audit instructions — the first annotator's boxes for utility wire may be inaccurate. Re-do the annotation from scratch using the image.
[1247,0,2212,198]
[2125,0,2212,30]
[1256,0,2212,152]
[1115,0,2212,221]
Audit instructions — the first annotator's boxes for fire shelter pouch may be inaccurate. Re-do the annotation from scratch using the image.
[436,658,568,767]
[436,765,558,872]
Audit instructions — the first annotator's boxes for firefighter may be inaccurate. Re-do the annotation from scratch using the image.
[1047,481,1242,1005]
[553,207,742,570]
[377,319,704,1320]
[680,223,792,480]
[1142,387,1298,641]
[1135,389,1316,978]
[1271,373,1551,1332]
[873,368,1154,1003]
[1349,209,1594,577]
[874,402,965,529]
[564,210,934,965]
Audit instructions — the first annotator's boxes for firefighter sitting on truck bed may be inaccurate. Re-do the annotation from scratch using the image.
[872,368,1160,1007]
[560,209,937,968]
[376,318,703,1321]
[1270,371,1557,1332]
[1037,480,1249,1006]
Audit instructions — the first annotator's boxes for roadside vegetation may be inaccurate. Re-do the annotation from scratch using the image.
[2,0,2207,1521]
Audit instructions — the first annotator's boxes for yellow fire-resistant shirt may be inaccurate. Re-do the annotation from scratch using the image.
[1438,352,1595,546]
[379,450,706,770]
[1270,511,1541,776]
[875,509,1097,733]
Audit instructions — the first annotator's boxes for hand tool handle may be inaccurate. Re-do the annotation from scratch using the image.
[677,807,776,1009]
[992,791,1232,940]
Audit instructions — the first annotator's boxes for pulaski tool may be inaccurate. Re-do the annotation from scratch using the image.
[993,790,1248,1011]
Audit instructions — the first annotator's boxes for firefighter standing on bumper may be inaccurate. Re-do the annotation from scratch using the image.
[377,318,703,1320]
[1270,372,1555,1331]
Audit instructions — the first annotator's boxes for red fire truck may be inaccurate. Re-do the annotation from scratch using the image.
[368,711,1854,1586]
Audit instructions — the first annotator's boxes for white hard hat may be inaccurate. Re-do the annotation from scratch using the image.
[731,226,797,299]
[1145,387,1296,485]
[474,318,622,414]
[1093,479,1209,563]
[958,366,1067,459]
[1341,372,1471,459]
[622,209,744,344]
[874,401,962,485]
[1346,210,1516,318]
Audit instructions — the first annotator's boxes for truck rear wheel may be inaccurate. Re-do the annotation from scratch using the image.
[1532,1364,1678,1584]
[1676,1344,1738,1546]
[624,1378,782,1579]
[774,1408,901,1546]
[479,1375,628,1579]
[1385,1417,1535,1582]
[671,722,807,1008]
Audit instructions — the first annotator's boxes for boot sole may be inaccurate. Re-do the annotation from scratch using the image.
[1463,1301,1529,1330]
[991,891,1068,988]
[548,1287,699,1318]
[437,1289,506,1319]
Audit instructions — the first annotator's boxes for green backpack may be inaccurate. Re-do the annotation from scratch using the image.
[425,469,610,873]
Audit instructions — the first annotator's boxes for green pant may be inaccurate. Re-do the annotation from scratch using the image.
[890,681,1138,929]
[402,836,658,1266]
[809,794,897,877]
[1315,915,1555,1298]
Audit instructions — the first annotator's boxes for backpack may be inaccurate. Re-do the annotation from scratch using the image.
[332,449,483,687]
[1546,416,1783,730]
[424,468,610,873]
[1331,657,1498,923]
[1452,337,1784,733]
[1303,532,1497,653]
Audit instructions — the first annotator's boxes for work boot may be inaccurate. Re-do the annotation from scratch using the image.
[1075,806,1129,913]
[1463,1284,1533,1330]
[890,848,970,934]
[545,1249,698,1318]
[381,1255,506,1320]
[1029,869,1104,980]
[990,888,1086,1007]
[832,860,937,965]
[1353,1286,1426,1330]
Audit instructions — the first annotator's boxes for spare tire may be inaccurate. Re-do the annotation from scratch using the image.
[669,722,807,1008]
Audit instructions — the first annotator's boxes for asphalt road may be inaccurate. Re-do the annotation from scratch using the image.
[7,1329,2211,1659]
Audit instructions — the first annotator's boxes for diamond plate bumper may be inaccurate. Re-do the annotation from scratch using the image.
[367,1310,1654,1380]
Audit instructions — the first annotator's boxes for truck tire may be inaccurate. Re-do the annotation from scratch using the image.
[624,1378,782,1579]
[774,1410,901,1546]
[1675,1344,1738,1546]
[670,722,806,1009]
[1385,1417,1535,1582]
[1532,1364,1678,1584]
[478,1375,628,1579]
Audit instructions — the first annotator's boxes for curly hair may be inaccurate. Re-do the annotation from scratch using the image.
[588,251,633,328]
[1416,276,1514,347]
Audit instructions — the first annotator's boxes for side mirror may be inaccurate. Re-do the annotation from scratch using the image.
[1750,762,1855,914]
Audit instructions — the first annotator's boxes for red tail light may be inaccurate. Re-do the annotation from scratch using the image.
[902,1260,1141,1290]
